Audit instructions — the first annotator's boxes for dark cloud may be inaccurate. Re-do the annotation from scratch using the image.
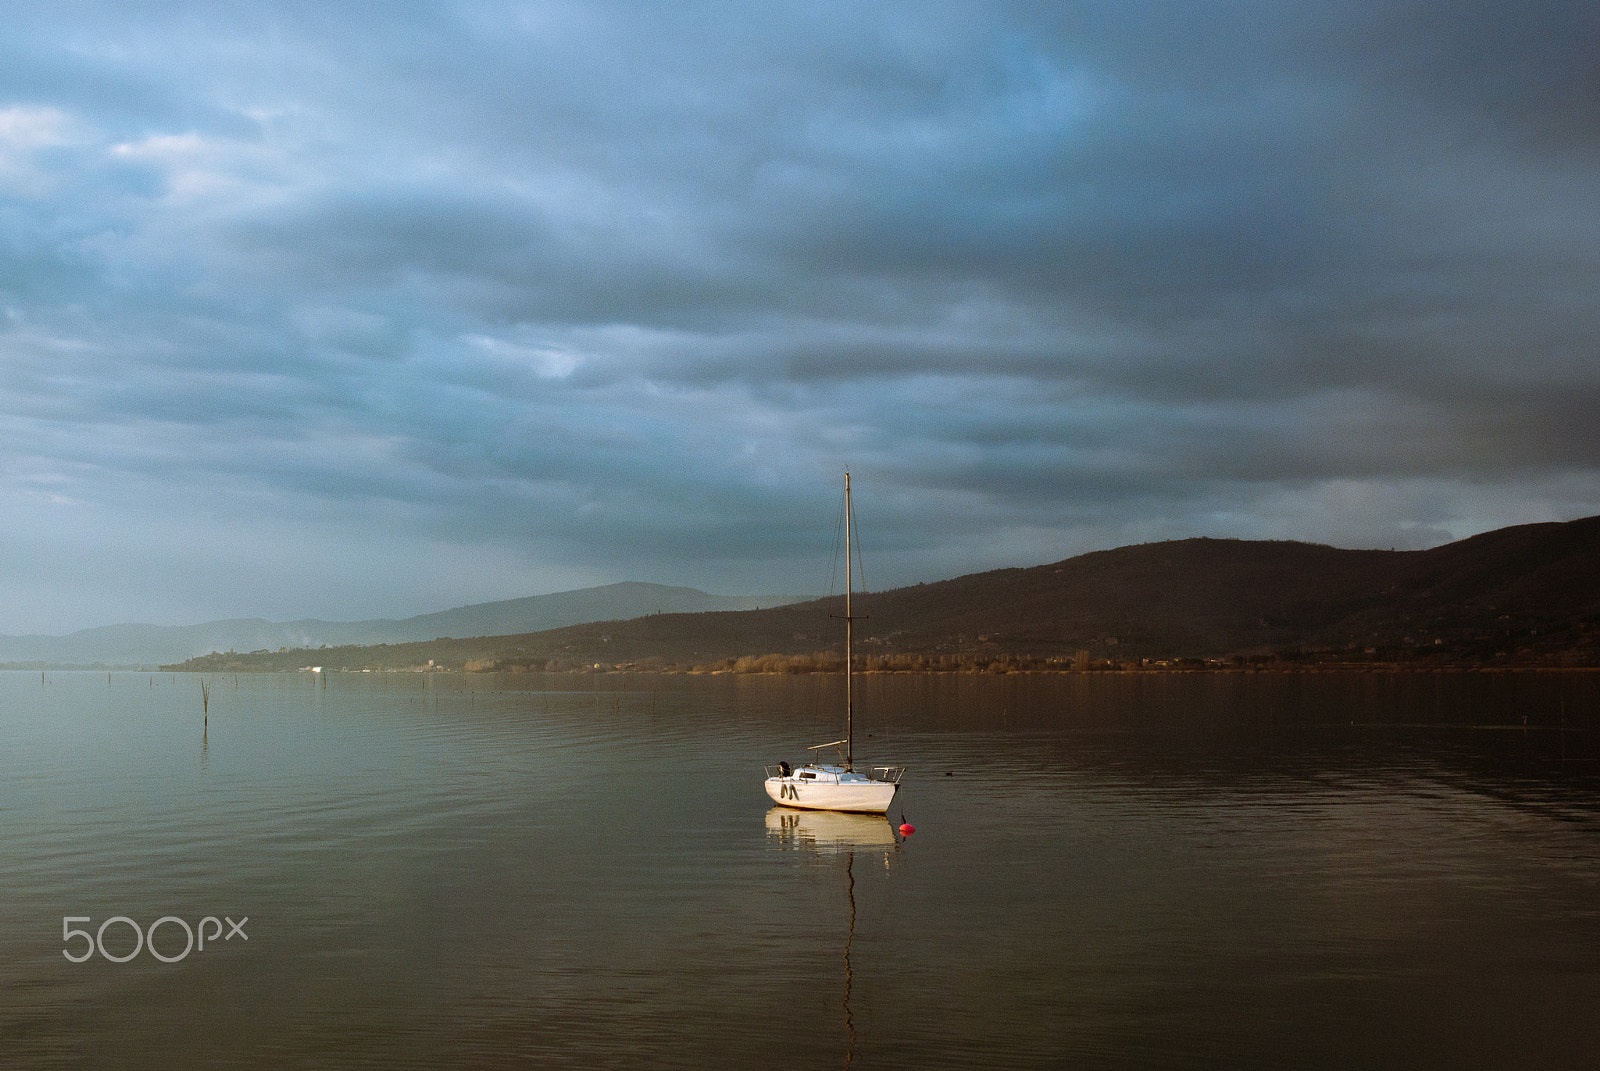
[0,0,1596,632]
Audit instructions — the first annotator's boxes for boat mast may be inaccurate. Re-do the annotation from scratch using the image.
[844,471,854,772]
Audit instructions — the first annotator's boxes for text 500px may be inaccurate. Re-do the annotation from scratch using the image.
[62,916,248,963]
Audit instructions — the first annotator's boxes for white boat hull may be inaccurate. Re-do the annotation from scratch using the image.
[764,774,898,815]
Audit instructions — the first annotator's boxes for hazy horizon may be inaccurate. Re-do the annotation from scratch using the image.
[0,579,807,638]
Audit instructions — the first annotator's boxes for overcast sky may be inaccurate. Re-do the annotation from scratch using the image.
[2,0,1597,634]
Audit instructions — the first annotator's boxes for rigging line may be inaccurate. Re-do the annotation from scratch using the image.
[846,478,867,596]
[825,476,848,599]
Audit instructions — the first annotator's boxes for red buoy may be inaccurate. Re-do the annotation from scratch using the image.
[899,823,915,836]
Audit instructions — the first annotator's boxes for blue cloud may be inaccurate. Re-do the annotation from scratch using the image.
[0,0,1596,632]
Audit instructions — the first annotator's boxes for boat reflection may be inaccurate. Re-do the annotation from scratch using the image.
[764,806,899,854]
[766,807,902,1067]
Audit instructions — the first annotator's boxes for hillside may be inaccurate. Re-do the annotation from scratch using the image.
[169,515,1600,672]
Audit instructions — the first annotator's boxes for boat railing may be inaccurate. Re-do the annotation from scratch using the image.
[766,762,905,785]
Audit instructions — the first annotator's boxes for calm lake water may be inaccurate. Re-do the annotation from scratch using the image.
[2,669,1597,1069]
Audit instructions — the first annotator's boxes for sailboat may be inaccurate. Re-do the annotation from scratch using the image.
[764,472,905,814]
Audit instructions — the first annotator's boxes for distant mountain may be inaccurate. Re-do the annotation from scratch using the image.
[425,515,1599,666]
[169,514,1600,673]
[831,514,1600,661]
[0,583,799,667]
